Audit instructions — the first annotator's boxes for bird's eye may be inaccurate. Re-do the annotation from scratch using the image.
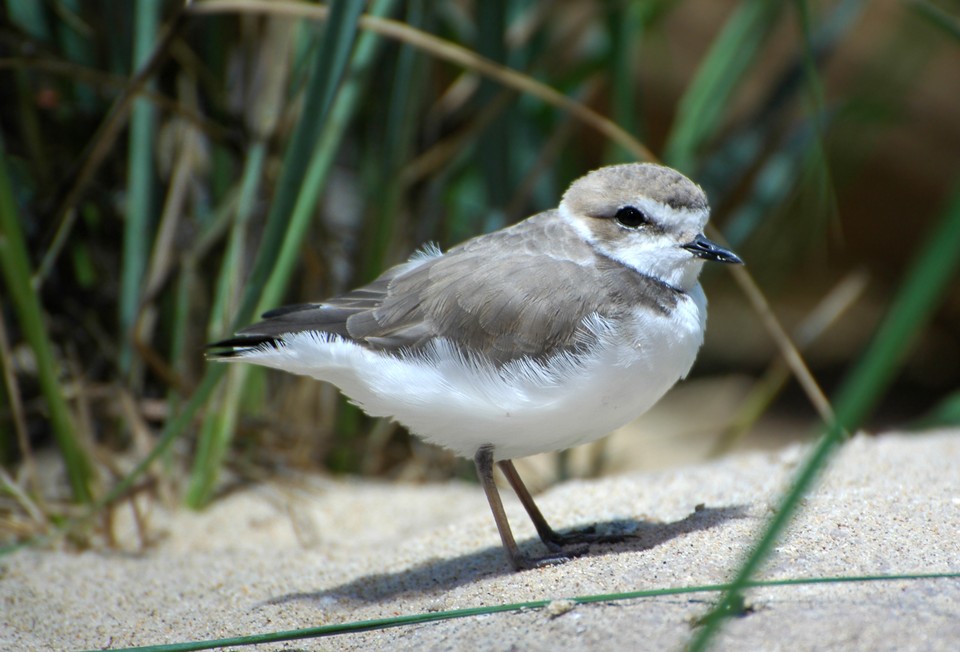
[615,206,649,228]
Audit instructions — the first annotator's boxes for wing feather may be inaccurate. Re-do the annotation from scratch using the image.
[209,211,679,364]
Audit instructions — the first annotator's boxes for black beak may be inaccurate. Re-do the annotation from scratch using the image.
[682,234,743,264]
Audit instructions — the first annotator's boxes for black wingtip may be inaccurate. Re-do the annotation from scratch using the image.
[205,335,282,359]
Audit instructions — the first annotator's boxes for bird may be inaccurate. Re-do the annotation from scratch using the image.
[208,162,742,571]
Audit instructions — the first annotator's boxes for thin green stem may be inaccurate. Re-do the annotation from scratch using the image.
[119,0,161,374]
[88,572,960,652]
[690,179,960,649]
[0,137,94,503]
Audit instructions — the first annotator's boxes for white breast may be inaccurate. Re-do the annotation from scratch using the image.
[234,286,707,460]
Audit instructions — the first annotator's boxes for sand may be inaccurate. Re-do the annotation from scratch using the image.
[3,429,958,651]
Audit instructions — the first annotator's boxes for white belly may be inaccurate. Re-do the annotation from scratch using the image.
[235,288,707,460]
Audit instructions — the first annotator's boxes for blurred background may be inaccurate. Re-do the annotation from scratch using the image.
[1,0,958,547]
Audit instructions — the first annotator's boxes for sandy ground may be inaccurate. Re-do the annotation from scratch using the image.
[3,429,959,651]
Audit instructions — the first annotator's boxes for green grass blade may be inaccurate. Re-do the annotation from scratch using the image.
[711,1,862,247]
[689,177,960,649]
[252,0,396,471]
[86,572,960,652]
[911,0,960,41]
[720,127,815,248]
[698,0,863,207]
[185,0,368,507]
[187,367,246,505]
[54,0,98,110]
[258,0,396,315]
[184,141,267,507]
[688,419,846,650]
[225,0,364,333]
[4,0,50,40]
[830,180,960,428]
[663,3,785,173]
[361,0,425,281]
[119,0,161,373]
[0,138,94,503]
[913,389,960,429]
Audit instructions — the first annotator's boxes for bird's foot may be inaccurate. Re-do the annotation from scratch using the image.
[508,528,629,571]
[541,524,627,551]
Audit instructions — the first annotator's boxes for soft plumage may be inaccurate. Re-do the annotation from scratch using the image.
[209,162,741,570]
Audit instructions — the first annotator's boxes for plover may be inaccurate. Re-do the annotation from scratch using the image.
[209,162,742,570]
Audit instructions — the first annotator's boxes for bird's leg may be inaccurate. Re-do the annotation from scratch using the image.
[497,459,624,549]
[475,446,571,570]
[475,445,522,568]
[495,459,566,551]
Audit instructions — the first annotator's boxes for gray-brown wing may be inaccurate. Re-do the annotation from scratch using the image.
[345,249,608,362]
[209,212,678,364]
[343,214,680,363]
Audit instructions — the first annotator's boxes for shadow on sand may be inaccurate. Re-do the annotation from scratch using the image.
[264,503,749,606]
